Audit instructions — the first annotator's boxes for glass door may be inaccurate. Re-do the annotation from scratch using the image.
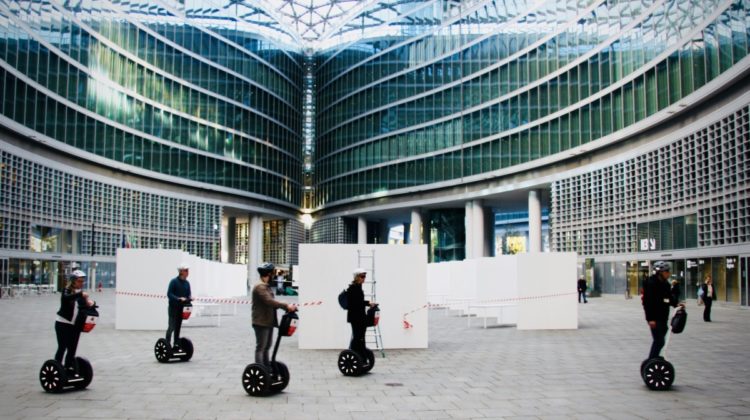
[741,257,748,307]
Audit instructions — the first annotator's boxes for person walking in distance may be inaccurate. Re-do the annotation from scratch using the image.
[577,278,588,303]
[642,261,683,359]
[166,264,192,349]
[700,275,716,322]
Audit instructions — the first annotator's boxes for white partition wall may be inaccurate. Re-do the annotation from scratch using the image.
[515,252,578,330]
[426,262,450,304]
[472,256,518,324]
[297,244,428,349]
[115,249,246,330]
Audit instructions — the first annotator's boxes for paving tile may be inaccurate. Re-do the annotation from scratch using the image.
[1,292,749,419]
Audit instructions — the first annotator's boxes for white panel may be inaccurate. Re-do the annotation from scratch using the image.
[472,256,518,324]
[516,252,578,330]
[115,248,247,330]
[297,244,428,349]
[426,262,451,304]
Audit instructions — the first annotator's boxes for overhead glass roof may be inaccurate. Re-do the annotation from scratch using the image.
[177,0,454,51]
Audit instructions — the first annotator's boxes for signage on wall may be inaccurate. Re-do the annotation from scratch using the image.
[727,257,736,269]
[640,238,656,251]
[687,260,697,269]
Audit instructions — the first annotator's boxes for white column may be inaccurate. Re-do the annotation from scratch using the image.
[357,217,367,244]
[465,201,473,259]
[528,190,542,253]
[472,200,485,258]
[247,214,263,289]
[409,210,423,245]
[220,216,229,263]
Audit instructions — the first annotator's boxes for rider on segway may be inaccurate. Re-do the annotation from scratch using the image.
[55,269,95,377]
[252,263,297,372]
[347,268,377,359]
[166,264,192,350]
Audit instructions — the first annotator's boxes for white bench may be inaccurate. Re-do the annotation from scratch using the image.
[185,302,222,327]
[467,303,516,328]
[444,297,474,316]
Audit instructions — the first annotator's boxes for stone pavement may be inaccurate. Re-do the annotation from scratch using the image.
[1,290,749,420]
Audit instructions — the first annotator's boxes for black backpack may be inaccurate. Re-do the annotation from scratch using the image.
[338,289,348,310]
[671,306,687,333]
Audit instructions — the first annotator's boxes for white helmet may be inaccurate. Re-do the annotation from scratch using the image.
[177,263,190,271]
[70,269,86,279]
[352,268,367,277]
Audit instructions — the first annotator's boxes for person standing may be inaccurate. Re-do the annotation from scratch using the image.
[700,275,716,322]
[577,278,588,303]
[346,268,377,356]
[252,263,297,368]
[55,270,92,375]
[642,261,682,359]
[166,264,192,348]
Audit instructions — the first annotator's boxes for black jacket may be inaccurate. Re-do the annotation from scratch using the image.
[577,279,587,292]
[642,274,677,323]
[167,277,192,312]
[700,283,716,300]
[346,282,369,324]
[56,288,87,322]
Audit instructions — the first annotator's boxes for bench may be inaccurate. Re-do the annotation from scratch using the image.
[467,303,516,328]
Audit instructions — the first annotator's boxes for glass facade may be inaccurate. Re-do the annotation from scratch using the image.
[0,0,304,206]
[313,0,750,207]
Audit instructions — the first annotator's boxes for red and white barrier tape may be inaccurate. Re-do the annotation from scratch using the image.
[115,290,322,307]
[402,291,578,329]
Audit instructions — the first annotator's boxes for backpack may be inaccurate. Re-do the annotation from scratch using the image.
[338,289,348,310]
[670,307,687,334]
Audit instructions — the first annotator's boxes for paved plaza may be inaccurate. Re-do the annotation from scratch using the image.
[1,290,749,420]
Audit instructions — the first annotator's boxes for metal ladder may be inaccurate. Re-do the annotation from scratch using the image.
[358,249,385,358]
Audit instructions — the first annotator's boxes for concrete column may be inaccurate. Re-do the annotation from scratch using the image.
[357,217,367,244]
[379,220,390,244]
[402,222,411,244]
[465,201,473,259]
[472,200,485,258]
[247,214,263,289]
[221,216,237,263]
[528,189,542,253]
[409,210,423,245]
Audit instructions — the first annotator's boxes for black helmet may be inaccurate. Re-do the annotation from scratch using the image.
[653,261,671,273]
[257,262,275,277]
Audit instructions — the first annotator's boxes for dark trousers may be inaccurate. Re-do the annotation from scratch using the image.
[253,325,274,366]
[349,321,367,356]
[703,297,713,321]
[648,320,668,359]
[578,290,587,303]
[166,308,183,346]
[55,321,81,371]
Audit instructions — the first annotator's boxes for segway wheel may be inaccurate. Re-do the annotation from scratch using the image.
[154,339,171,363]
[362,348,375,373]
[39,360,66,393]
[178,338,193,361]
[74,357,93,389]
[242,363,271,396]
[642,358,675,390]
[337,350,363,376]
[270,361,290,393]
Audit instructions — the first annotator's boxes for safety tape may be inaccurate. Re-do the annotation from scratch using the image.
[402,291,578,329]
[115,290,323,307]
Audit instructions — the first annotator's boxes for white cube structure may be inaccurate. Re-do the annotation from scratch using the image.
[115,249,246,330]
[297,244,428,349]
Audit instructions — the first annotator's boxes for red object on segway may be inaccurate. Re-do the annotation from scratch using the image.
[279,311,299,337]
[366,304,380,327]
[76,303,99,333]
[181,301,193,320]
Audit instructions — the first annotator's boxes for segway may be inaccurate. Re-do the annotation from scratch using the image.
[154,299,194,363]
[242,310,298,396]
[338,304,379,376]
[640,306,687,390]
[39,303,99,393]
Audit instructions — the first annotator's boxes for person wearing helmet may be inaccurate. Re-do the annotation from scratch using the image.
[54,269,93,376]
[165,264,192,348]
[252,262,297,367]
[642,261,683,359]
[346,268,377,357]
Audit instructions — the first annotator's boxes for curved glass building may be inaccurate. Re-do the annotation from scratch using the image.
[1,0,749,305]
